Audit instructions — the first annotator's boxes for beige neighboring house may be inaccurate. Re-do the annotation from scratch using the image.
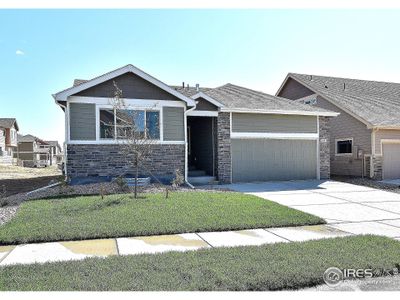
[277,73,400,180]
[44,140,63,165]
[0,118,19,165]
[17,134,51,167]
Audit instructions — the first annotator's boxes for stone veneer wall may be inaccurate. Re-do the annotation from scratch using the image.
[66,144,185,182]
[319,116,331,179]
[371,155,383,180]
[217,112,231,183]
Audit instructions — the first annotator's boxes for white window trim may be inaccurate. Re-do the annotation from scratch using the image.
[97,105,162,142]
[231,132,318,140]
[335,138,354,156]
[186,110,218,117]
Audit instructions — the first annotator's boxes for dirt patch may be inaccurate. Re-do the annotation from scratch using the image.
[0,165,61,180]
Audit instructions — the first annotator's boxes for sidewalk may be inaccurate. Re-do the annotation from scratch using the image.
[0,224,351,266]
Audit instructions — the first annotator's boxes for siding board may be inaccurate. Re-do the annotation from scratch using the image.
[232,113,317,133]
[69,103,96,141]
[163,107,184,141]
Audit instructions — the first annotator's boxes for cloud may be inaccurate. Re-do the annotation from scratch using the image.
[15,50,24,55]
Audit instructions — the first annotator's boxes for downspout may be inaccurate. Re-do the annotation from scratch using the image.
[184,105,196,189]
[56,101,68,178]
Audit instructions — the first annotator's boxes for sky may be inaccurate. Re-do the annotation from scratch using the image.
[1,9,400,145]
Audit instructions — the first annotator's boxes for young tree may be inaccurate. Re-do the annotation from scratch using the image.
[106,82,161,198]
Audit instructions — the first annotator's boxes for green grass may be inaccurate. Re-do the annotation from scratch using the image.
[0,191,324,245]
[0,235,399,291]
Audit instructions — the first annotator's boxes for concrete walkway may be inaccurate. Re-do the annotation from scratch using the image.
[226,180,400,240]
[0,224,351,266]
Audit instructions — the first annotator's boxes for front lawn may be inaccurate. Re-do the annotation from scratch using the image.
[0,235,399,291]
[0,191,324,245]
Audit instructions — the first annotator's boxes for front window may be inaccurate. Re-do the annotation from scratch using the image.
[336,139,353,155]
[100,108,160,140]
[100,109,115,139]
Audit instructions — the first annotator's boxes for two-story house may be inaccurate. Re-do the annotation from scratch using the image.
[0,118,19,165]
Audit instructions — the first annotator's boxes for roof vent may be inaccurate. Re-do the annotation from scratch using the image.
[310,75,313,81]
[182,82,185,88]
[196,84,199,92]
[324,85,328,89]
[343,82,346,90]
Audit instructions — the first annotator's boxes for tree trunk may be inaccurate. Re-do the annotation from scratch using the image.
[134,156,138,199]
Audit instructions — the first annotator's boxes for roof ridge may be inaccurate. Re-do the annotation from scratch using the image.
[292,72,400,87]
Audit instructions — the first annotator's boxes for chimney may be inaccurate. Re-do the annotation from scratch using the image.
[182,82,185,88]
[343,82,346,90]
[196,83,199,91]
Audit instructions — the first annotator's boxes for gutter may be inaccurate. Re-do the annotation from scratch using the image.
[184,105,196,189]
[219,107,339,117]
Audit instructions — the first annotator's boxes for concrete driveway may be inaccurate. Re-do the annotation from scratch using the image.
[226,180,400,239]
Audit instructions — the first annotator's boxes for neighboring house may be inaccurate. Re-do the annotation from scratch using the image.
[277,73,400,180]
[0,118,19,165]
[17,134,51,167]
[45,141,63,165]
[53,64,338,184]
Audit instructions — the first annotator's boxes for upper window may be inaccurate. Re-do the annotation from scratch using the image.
[100,108,160,140]
[336,139,353,155]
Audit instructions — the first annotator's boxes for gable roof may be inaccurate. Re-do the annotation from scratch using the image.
[18,134,48,144]
[53,64,196,107]
[280,73,400,128]
[0,118,19,131]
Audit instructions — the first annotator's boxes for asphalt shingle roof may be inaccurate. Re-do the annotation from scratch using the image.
[172,83,333,114]
[290,73,400,128]
[204,83,331,113]
[0,118,18,130]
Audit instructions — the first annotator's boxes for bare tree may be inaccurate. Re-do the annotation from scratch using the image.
[104,82,161,198]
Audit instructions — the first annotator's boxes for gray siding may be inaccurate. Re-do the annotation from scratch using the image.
[75,72,181,101]
[69,103,96,141]
[374,129,400,154]
[278,78,314,100]
[315,96,371,176]
[195,98,218,111]
[232,113,317,133]
[163,107,184,141]
[18,142,34,152]
[232,139,317,182]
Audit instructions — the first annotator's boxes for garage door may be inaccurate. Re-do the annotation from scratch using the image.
[232,139,317,182]
[383,143,400,179]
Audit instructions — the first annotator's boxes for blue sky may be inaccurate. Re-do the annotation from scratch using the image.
[1,9,400,145]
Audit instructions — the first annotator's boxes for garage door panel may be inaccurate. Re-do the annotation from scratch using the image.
[383,143,400,179]
[232,139,317,182]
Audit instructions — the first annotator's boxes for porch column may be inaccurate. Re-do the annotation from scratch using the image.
[217,112,232,183]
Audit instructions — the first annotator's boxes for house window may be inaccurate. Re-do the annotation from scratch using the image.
[100,109,115,139]
[100,108,160,140]
[336,139,353,155]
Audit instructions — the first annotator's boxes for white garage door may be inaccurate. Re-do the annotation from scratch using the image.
[383,143,400,179]
[232,139,317,182]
